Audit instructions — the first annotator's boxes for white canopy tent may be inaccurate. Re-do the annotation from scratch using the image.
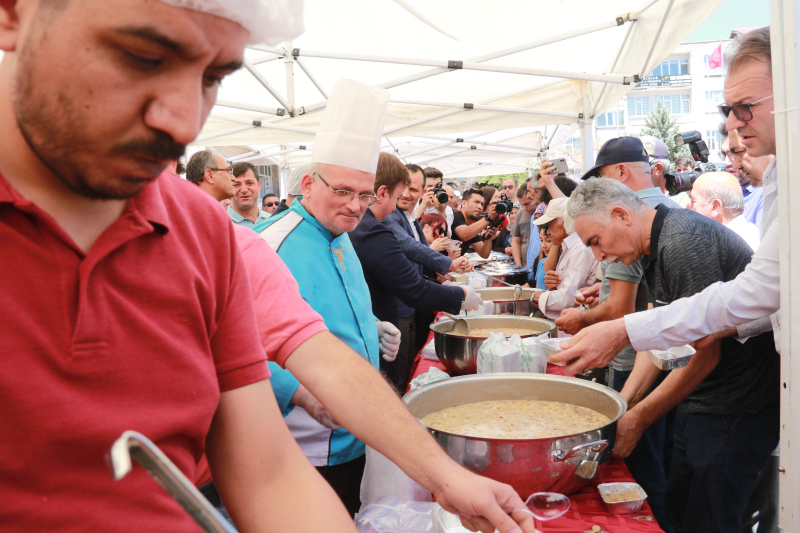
[192,0,725,181]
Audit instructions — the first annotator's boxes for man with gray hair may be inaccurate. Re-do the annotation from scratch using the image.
[186,149,235,203]
[554,136,680,531]
[689,171,760,250]
[274,164,310,215]
[564,177,778,533]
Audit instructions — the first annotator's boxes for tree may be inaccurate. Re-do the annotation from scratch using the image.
[639,100,689,163]
[476,172,531,188]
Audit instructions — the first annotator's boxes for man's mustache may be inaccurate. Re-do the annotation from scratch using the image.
[111,132,186,162]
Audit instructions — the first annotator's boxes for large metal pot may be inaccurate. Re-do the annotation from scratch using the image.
[403,373,626,497]
[431,316,556,375]
[476,263,529,287]
[475,287,543,316]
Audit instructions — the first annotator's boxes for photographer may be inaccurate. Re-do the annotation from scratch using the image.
[452,188,500,258]
[415,167,453,237]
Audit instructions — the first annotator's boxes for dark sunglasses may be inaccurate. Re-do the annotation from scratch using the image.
[263,201,278,207]
[717,94,773,122]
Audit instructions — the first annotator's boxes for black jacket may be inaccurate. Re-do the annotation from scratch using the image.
[350,209,463,326]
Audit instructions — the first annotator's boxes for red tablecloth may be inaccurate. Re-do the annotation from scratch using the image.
[406,328,664,533]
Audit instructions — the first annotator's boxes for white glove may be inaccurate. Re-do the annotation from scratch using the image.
[377,320,401,362]
[461,285,484,311]
[291,385,342,430]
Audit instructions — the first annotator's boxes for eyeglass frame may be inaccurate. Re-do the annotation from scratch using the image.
[718,147,747,160]
[500,184,516,190]
[313,172,378,207]
[717,94,774,122]
[263,201,279,208]
[209,167,233,174]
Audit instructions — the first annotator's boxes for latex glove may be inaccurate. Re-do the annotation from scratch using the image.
[377,320,401,362]
[461,285,484,311]
[291,384,342,430]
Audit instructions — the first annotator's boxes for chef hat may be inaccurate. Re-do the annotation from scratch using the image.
[311,79,390,174]
[159,0,304,45]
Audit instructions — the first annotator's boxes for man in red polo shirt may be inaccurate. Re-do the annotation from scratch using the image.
[0,0,356,531]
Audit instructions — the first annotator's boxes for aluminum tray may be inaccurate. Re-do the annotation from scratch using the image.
[597,482,647,514]
[647,345,696,370]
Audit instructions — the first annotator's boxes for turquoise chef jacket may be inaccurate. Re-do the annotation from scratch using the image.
[254,199,379,466]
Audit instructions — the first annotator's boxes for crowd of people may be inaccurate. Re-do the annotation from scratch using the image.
[0,0,784,531]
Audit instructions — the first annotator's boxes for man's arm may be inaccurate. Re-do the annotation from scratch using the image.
[207,380,357,532]
[613,341,721,458]
[384,212,452,274]
[555,277,638,335]
[286,332,533,533]
[511,236,522,267]
[454,217,491,242]
[617,351,662,409]
[472,231,495,259]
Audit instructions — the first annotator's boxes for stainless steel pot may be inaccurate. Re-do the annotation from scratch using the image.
[475,287,543,316]
[403,373,626,497]
[476,263,529,287]
[431,316,556,375]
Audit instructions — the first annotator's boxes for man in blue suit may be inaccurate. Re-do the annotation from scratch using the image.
[350,153,483,391]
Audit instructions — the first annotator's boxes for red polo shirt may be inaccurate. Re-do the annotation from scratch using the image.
[0,171,269,531]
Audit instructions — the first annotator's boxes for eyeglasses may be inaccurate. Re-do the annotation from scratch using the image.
[717,94,774,122]
[263,201,278,207]
[210,167,233,174]
[500,184,515,190]
[314,172,377,207]
[718,147,747,160]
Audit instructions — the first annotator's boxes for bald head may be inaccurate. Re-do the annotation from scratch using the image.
[689,172,745,224]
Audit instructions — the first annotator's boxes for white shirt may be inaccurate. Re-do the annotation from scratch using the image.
[725,214,761,251]
[625,158,780,352]
[538,233,600,321]
[404,209,421,242]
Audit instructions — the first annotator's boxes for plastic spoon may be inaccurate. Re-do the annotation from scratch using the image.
[567,288,586,310]
[442,312,470,336]
[511,492,571,521]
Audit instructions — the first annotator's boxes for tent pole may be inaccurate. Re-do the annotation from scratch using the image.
[580,81,595,171]
[195,125,255,143]
[251,55,283,66]
[383,138,406,163]
[391,99,581,118]
[229,150,259,162]
[237,147,302,163]
[771,0,800,530]
[398,130,503,159]
[384,80,564,135]
[295,57,329,99]
[284,40,296,111]
[416,147,475,165]
[638,0,676,77]
[243,59,294,114]
[215,99,286,117]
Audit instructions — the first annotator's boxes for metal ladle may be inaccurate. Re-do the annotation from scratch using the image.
[477,271,523,299]
[442,312,470,336]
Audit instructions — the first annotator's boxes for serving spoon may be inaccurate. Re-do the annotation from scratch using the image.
[476,271,523,299]
[442,312,470,336]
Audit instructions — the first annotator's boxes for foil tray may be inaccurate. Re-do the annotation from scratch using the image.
[597,482,647,515]
[647,345,696,370]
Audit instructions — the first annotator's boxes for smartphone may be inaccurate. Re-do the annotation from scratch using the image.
[552,158,569,174]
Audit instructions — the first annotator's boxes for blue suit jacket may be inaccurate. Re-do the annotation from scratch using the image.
[350,209,463,326]
[383,208,452,275]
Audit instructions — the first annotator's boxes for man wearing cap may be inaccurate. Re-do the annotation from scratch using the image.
[255,80,532,532]
[640,135,690,208]
[228,161,271,227]
[0,0,363,530]
[552,136,680,531]
[531,197,599,321]
[274,164,310,215]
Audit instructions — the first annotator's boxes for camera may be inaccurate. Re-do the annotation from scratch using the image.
[431,182,449,205]
[495,193,514,215]
[664,130,716,195]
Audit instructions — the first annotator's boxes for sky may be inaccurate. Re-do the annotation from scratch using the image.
[688,0,771,42]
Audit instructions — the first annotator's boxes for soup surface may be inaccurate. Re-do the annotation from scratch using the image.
[452,327,541,338]
[421,399,611,439]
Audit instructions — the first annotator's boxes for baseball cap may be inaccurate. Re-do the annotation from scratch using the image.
[580,136,650,180]
[639,135,669,159]
[533,197,568,226]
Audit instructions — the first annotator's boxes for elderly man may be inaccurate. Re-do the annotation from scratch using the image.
[226,161,271,226]
[689,172,760,250]
[449,186,462,210]
[553,136,680,532]
[0,0,361,530]
[722,124,765,227]
[531,198,599,322]
[351,153,480,391]
[255,80,531,532]
[563,178,778,532]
